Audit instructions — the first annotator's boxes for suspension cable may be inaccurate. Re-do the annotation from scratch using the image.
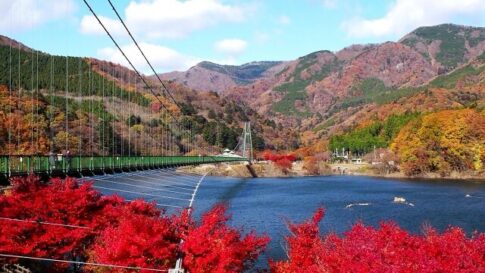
[29,47,35,155]
[65,55,69,154]
[78,58,82,156]
[8,27,12,158]
[82,0,178,122]
[0,254,168,272]
[107,0,181,110]
[0,217,91,229]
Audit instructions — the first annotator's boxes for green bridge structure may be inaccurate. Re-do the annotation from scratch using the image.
[0,0,255,188]
[0,155,246,180]
[0,2,261,272]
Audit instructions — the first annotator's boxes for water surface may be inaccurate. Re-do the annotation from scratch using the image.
[193,175,485,261]
[89,172,485,262]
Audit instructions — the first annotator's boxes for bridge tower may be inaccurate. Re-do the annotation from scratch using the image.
[241,122,253,162]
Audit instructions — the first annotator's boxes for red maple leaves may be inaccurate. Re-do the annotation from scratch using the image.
[2,176,484,273]
[0,175,268,273]
[181,204,269,273]
[261,151,297,173]
[270,208,485,273]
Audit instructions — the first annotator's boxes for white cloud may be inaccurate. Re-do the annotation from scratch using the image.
[342,0,485,38]
[0,0,75,32]
[277,15,291,25]
[214,39,248,56]
[80,15,125,37]
[81,0,249,39]
[98,42,200,73]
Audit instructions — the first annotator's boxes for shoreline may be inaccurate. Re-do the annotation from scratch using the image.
[180,162,485,182]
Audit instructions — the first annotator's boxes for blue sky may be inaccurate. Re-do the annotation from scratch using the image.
[1,0,484,73]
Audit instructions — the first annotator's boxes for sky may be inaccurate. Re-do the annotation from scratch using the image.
[1,0,485,74]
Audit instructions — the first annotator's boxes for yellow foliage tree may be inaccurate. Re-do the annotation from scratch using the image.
[391,109,485,176]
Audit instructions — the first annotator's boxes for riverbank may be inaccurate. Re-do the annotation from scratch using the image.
[180,161,332,178]
[179,162,485,181]
[338,163,485,181]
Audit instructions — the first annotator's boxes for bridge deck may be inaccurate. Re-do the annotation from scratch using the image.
[0,155,245,178]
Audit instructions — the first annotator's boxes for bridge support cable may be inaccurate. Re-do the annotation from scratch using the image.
[0,254,168,272]
[126,173,199,187]
[106,0,181,110]
[91,175,196,192]
[171,171,210,273]
[91,175,195,192]
[123,168,200,187]
[0,217,92,230]
[81,0,179,124]
[86,178,193,196]
[131,168,200,180]
[82,0,206,161]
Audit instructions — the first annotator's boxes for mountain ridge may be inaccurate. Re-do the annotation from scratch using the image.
[158,60,285,93]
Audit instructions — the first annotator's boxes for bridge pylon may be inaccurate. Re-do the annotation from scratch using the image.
[241,122,253,162]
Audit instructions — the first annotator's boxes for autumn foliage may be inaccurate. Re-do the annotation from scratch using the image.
[261,150,297,173]
[0,175,268,273]
[270,208,485,273]
[391,109,485,176]
[181,205,269,273]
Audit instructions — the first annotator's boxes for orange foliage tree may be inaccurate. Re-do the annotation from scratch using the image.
[391,109,485,176]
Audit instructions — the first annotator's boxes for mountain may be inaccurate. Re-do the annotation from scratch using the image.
[0,36,298,155]
[158,24,484,149]
[1,23,484,157]
[223,24,485,128]
[158,61,285,93]
[399,24,485,72]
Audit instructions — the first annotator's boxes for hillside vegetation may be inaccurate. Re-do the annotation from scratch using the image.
[391,109,485,176]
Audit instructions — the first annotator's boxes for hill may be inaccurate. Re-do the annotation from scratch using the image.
[0,36,298,156]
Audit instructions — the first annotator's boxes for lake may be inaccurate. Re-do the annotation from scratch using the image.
[86,172,485,263]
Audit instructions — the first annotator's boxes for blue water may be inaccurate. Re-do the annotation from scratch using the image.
[89,172,485,264]
[192,175,485,261]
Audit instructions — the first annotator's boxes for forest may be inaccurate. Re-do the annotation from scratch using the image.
[391,109,485,176]
[328,108,485,176]
[329,112,420,154]
[0,45,149,106]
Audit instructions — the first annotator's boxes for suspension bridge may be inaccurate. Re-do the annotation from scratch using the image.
[0,1,256,271]
[0,0,255,182]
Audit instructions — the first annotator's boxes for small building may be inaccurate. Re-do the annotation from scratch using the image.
[351,158,363,164]
[219,148,242,158]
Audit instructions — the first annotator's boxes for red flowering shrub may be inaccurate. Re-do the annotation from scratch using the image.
[181,204,269,273]
[270,208,485,273]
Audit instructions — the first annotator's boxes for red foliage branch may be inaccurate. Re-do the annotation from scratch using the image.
[262,150,297,163]
[262,151,297,173]
[270,208,485,273]
[0,175,268,273]
[181,204,269,273]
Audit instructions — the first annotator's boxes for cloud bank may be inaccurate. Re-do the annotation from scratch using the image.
[343,0,485,38]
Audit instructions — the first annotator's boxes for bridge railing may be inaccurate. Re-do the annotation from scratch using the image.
[0,155,246,177]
